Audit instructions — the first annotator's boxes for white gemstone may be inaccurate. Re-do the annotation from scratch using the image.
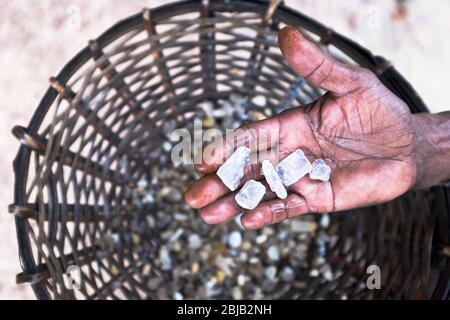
[309,159,331,181]
[262,159,287,199]
[217,146,251,191]
[275,149,313,186]
[228,231,242,248]
[251,95,267,107]
[235,180,266,210]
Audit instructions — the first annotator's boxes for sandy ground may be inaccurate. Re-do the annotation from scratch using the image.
[0,0,449,300]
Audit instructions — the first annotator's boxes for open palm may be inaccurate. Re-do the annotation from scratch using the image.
[184,26,418,229]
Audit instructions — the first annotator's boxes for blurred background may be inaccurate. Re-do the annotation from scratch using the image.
[0,0,449,299]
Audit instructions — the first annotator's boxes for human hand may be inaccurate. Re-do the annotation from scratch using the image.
[184,26,420,229]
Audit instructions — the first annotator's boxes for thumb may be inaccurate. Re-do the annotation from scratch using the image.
[278,26,375,95]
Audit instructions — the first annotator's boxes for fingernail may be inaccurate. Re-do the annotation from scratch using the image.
[184,190,202,209]
[282,26,304,39]
[200,210,219,224]
[195,163,209,173]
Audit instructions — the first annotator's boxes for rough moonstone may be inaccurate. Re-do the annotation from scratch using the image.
[262,159,287,199]
[217,146,251,191]
[309,159,331,182]
[275,149,313,186]
[235,180,266,210]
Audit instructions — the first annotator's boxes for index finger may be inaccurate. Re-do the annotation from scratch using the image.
[194,116,281,173]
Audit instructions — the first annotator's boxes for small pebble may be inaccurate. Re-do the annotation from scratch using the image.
[131,233,141,245]
[137,179,148,190]
[237,274,246,286]
[142,264,151,276]
[215,270,226,283]
[280,266,295,282]
[143,192,155,204]
[160,187,182,202]
[251,95,267,107]
[228,231,242,248]
[249,257,259,264]
[162,141,172,152]
[239,252,248,262]
[249,111,267,121]
[188,234,202,250]
[169,228,184,242]
[291,220,317,233]
[191,262,200,273]
[159,247,172,270]
[198,101,214,117]
[310,269,319,277]
[265,266,277,280]
[320,214,331,228]
[232,287,243,300]
[202,117,216,128]
[173,292,183,300]
[230,93,247,105]
[267,245,280,261]
[256,234,268,244]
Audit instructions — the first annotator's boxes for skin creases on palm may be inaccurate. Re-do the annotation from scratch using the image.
[184,26,418,230]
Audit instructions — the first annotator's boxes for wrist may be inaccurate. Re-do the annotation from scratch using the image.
[412,111,450,189]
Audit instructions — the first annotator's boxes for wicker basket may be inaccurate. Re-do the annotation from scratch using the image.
[10,0,450,299]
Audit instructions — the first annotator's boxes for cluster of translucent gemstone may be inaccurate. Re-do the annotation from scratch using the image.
[217,147,331,210]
